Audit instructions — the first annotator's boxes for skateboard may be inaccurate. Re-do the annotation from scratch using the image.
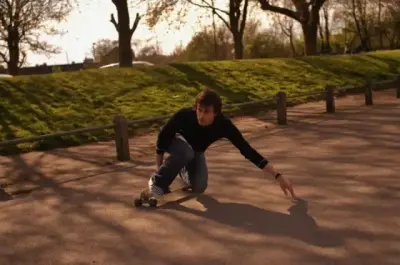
[134,168,192,208]
[134,186,192,208]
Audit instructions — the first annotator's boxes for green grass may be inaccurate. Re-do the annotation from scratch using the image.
[1,50,400,154]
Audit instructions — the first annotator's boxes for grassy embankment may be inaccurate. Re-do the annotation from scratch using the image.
[1,50,399,154]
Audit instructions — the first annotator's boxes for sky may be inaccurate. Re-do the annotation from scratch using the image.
[26,0,269,67]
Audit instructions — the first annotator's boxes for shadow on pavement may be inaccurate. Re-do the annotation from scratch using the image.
[162,195,343,248]
[0,187,12,201]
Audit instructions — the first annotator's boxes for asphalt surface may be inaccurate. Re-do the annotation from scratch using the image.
[0,89,399,265]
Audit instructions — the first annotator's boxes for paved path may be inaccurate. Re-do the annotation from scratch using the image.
[0,89,399,265]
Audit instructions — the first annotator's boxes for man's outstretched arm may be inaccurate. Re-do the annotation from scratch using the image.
[224,119,296,198]
[224,119,269,169]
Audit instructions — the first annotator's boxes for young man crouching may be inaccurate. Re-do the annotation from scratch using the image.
[144,88,296,199]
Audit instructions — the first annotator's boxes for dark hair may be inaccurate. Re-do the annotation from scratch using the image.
[194,87,222,114]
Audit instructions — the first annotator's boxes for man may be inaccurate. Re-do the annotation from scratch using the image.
[146,88,296,199]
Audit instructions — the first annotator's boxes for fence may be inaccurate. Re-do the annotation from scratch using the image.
[1,75,399,161]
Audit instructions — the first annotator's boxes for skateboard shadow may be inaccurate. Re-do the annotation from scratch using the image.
[163,195,343,248]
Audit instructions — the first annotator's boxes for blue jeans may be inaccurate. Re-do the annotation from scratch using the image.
[149,136,208,197]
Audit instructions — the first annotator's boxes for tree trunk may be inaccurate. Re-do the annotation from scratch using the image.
[318,22,325,53]
[233,32,244,59]
[211,0,219,60]
[351,0,364,50]
[323,7,331,53]
[115,1,133,67]
[301,3,320,56]
[302,23,319,56]
[7,27,20,75]
[258,0,325,56]
[378,0,383,49]
[212,14,219,60]
[228,0,248,60]
[289,34,296,57]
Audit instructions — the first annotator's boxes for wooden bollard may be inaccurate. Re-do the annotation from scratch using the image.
[325,85,335,113]
[365,79,373,105]
[276,91,287,125]
[113,115,131,161]
[396,75,400,99]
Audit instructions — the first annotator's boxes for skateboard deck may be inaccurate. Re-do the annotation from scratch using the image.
[134,187,195,208]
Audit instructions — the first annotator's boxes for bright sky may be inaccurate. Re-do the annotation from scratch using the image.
[26,0,269,66]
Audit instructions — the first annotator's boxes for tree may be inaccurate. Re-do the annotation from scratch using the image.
[318,0,332,53]
[110,0,141,67]
[270,0,298,56]
[0,0,73,75]
[384,0,400,48]
[184,24,234,61]
[92,39,119,62]
[145,0,251,59]
[258,0,327,55]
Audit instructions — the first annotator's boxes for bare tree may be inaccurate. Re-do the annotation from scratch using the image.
[92,39,119,62]
[145,0,252,59]
[110,0,141,67]
[336,0,374,52]
[258,0,327,56]
[0,0,74,75]
[319,0,332,53]
[271,0,297,56]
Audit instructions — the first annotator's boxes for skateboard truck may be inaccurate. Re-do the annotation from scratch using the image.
[134,189,158,207]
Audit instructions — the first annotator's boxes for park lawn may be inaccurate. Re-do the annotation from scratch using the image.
[0,49,400,154]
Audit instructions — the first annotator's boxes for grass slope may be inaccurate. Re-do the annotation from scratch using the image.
[1,50,400,154]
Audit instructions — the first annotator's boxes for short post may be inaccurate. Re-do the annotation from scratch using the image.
[396,75,400,99]
[113,115,131,161]
[276,91,287,125]
[325,85,335,113]
[365,79,373,105]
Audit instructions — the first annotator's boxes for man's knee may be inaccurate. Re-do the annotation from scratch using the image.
[192,182,207,193]
[191,176,208,193]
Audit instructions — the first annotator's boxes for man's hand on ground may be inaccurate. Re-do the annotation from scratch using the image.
[262,164,297,199]
[277,175,296,199]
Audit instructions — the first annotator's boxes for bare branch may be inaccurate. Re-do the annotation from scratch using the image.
[110,13,119,32]
[278,16,292,37]
[239,0,250,36]
[0,8,7,29]
[181,0,230,29]
[23,34,60,54]
[314,0,327,10]
[258,0,300,21]
[0,50,7,63]
[130,12,141,35]
[213,10,231,30]
[18,50,27,67]
[0,0,73,74]
[186,0,230,15]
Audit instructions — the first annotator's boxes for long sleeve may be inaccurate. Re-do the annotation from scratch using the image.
[156,109,184,154]
[224,119,268,169]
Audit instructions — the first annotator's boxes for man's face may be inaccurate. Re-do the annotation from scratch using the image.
[196,104,216,126]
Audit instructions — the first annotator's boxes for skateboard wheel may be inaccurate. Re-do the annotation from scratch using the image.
[149,198,157,207]
[134,198,142,207]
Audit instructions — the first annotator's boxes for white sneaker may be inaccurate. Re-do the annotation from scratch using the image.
[148,174,164,199]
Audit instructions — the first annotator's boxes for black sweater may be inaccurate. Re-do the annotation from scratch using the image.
[156,107,268,169]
